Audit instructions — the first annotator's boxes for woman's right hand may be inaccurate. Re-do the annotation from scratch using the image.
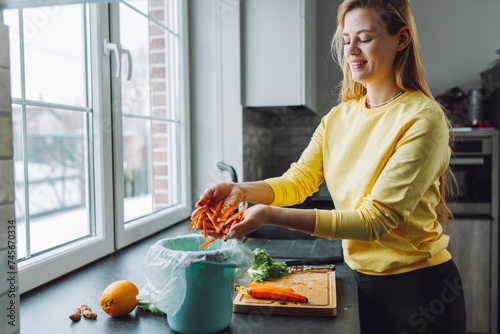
[191,182,245,219]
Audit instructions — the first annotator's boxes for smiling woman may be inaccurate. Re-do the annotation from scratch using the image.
[341,8,409,105]
[194,1,466,333]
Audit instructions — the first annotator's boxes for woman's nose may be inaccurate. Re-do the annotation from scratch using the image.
[345,42,360,55]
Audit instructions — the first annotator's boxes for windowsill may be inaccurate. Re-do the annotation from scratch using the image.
[19,220,190,332]
[20,219,360,333]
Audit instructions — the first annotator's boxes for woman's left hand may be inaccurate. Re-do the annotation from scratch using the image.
[226,204,272,239]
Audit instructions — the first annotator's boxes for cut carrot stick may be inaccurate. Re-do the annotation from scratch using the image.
[188,218,196,231]
[207,211,221,233]
[195,216,203,230]
[225,202,248,225]
[192,206,209,221]
[213,201,223,218]
[201,237,217,249]
[218,205,238,223]
[203,218,208,239]
[189,201,248,248]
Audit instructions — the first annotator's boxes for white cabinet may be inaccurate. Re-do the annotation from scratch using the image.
[243,0,317,114]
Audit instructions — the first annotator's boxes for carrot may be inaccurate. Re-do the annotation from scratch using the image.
[201,237,218,249]
[225,202,248,225]
[218,205,238,223]
[192,206,209,221]
[195,216,204,230]
[188,218,196,231]
[247,282,295,292]
[203,218,208,239]
[213,201,223,218]
[247,286,308,303]
[190,201,248,249]
[207,211,221,233]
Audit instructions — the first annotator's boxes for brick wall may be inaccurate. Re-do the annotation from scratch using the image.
[0,16,20,334]
[149,1,170,210]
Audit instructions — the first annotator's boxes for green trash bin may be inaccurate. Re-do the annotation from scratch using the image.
[138,234,254,334]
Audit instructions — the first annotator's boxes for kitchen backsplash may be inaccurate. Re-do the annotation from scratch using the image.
[0,19,20,334]
[243,107,316,182]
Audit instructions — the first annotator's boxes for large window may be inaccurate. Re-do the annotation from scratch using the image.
[4,0,190,293]
[7,4,95,261]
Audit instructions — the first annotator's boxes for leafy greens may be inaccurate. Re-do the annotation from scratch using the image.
[248,248,289,282]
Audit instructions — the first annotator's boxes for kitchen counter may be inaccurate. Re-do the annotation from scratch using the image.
[20,220,360,334]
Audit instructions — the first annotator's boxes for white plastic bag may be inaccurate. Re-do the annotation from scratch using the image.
[137,234,254,316]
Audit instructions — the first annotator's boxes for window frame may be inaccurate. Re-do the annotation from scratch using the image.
[109,0,191,250]
[16,3,115,293]
[13,0,191,293]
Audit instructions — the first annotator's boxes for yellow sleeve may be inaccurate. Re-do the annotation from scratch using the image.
[263,116,327,207]
[313,109,451,241]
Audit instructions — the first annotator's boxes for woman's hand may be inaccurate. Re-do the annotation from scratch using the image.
[226,204,271,239]
[191,182,244,219]
[228,205,317,239]
[196,182,244,207]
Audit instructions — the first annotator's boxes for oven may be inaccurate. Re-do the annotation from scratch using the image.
[447,132,495,217]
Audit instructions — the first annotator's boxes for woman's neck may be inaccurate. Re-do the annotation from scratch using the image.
[365,82,403,108]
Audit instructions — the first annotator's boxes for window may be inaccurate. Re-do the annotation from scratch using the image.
[5,0,190,293]
[110,0,189,248]
[7,4,95,261]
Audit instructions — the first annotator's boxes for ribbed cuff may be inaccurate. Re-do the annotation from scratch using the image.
[312,209,337,240]
[263,177,288,206]
[335,210,365,240]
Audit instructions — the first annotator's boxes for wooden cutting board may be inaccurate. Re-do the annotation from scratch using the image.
[233,268,337,317]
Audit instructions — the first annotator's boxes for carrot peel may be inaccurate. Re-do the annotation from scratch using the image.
[190,201,248,249]
[247,282,295,292]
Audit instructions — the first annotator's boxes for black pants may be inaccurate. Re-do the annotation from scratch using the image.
[353,260,466,334]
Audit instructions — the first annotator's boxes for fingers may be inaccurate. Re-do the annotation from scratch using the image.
[225,213,250,239]
[195,190,213,208]
[191,206,204,219]
[195,182,237,208]
[206,230,225,239]
[225,205,268,239]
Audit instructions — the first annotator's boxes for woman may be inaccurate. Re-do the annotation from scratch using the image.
[193,0,466,332]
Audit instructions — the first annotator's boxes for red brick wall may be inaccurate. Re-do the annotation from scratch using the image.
[150,1,170,211]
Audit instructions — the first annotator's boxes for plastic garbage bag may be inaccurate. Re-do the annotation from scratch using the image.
[137,234,254,317]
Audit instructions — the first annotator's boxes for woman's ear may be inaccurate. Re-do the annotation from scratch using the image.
[397,26,411,51]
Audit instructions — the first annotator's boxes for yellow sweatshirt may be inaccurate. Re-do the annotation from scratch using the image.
[264,90,452,275]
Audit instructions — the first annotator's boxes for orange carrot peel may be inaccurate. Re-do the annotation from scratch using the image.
[190,201,248,249]
[247,282,295,292]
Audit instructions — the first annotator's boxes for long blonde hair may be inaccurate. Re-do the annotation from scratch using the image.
[332,0,455,224]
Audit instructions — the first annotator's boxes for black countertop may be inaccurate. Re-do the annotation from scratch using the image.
[20,220,360,334]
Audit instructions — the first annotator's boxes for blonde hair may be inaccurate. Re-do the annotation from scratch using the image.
[332,0,455,224]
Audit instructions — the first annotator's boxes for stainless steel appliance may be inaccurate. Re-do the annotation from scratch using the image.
[444,130,499,334]
[448,133,495,216]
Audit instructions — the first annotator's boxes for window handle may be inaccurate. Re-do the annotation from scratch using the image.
[103,38,132,81]
[120,48,132,81]
[103,38,121,78]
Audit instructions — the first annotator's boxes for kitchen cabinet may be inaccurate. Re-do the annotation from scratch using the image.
[242,0,317,114]
[443,219,491,333]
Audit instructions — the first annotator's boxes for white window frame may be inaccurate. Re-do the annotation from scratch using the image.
[17,4,115,293]
[109,0,191,250]
[13,1,190,293]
